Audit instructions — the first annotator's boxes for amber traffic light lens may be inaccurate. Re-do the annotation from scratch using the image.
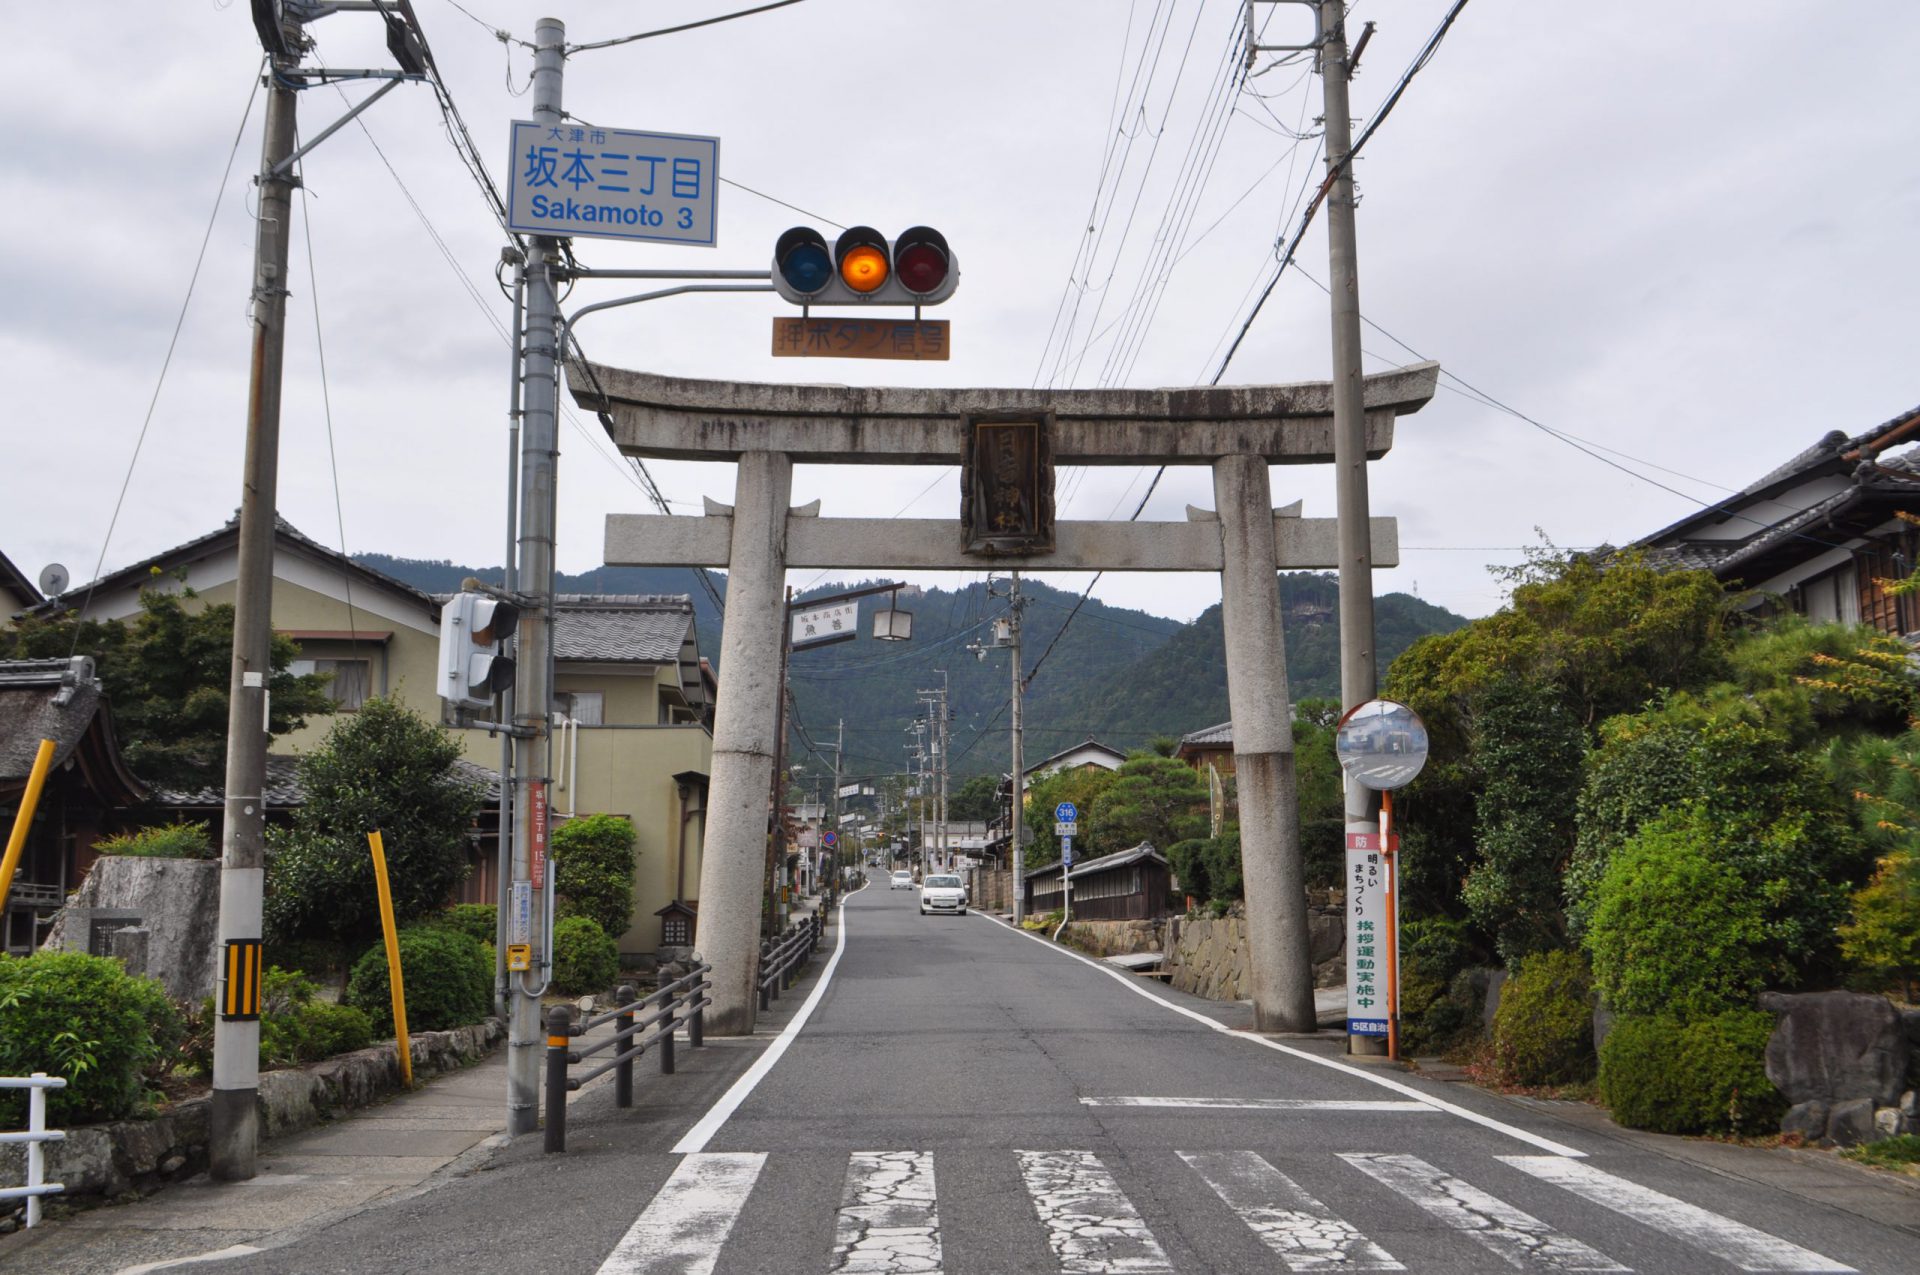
[840,245,889,293]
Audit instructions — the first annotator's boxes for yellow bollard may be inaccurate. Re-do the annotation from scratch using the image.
[367,830,412,1088]
[0,739,57,910]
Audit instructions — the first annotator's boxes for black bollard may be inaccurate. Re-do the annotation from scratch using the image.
[544,1005,573,1153]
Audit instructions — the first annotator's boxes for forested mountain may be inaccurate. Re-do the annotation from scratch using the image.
[360,555,1465,782]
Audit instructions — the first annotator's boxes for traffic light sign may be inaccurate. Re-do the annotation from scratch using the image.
[438,592,519,710]
[773,225,958,306]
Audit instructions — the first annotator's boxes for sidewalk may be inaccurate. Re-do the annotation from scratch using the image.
[4,1045,513,1275]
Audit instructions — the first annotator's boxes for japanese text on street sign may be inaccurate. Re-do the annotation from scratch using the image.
[507,121,718,246]
[1062,837,1073,868]
[1346,832,1394,1037]
[530,780,548,890]
[1054,823,1078,837]
[771,317,949,361]
[511,881,532,946]
[791,600,858,649]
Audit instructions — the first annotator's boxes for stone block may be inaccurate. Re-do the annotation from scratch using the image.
[1873,1105,1904,1139]
[1760,990,1908,1109]
[1480,968,1508,1030]
[1825,1097,1879,1147]
[1780,1100,1830,1142]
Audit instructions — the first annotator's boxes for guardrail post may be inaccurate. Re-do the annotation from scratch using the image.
[544,1005,572,1153]
[614,983,636,1110]
[690,981,705,1048]
[658,987,677,1076]
[27,1074,49,1228]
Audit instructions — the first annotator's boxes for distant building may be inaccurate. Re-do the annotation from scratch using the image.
[1023,842,1176,921]
[0,550,44,625]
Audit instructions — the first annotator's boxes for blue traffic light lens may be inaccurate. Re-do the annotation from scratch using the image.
[780,243,833,294]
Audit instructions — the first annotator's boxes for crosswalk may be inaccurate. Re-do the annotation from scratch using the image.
[594,1147,1856,1274]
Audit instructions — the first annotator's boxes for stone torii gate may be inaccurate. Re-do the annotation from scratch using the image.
[572,358,1439,1036]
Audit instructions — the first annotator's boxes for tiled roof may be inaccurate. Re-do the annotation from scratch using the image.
[0,659,102,780]
[1025,841,1168,881]
[1178,720,1234,749]
[552,595,695,663]
[153,753,499,808]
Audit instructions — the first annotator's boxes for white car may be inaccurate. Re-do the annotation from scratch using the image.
[890,870,914,890]
[919,874,967,916]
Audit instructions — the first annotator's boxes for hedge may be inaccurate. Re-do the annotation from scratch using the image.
[346,927,492,1036]
[0,951,180,1125]
[554,814,638,938]
[1488,950,1595,1087]
[551,916,620,995]
[1599,1010,1784,1136]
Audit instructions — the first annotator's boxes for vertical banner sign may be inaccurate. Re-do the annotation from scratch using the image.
[529,780,549,890]
[511,881,533,946]
[1346,833,1392,1036]
[962,415,1056,556]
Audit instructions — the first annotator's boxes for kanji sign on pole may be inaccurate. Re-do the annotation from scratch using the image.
[507,121,719,246]
[1345,832,1391,1039]
[791,600,859,649]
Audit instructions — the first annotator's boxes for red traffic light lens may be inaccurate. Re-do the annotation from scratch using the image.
[893,226,951,296]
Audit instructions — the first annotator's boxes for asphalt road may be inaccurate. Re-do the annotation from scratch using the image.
[188,874,1914,1274]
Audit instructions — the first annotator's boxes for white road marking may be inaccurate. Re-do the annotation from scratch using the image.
[974,911,1588,1158]
[117,1246,264,1274]
[830,1150,943,1274]
[672,899,849,1155]
[595,1152,765,1275]
[1500,1156,1856,1273]
[1016,1149,1174,1274]
[1340,1152,1626,1270]
[1084,1096,1433,1112]
[1180,1149,1404,1271]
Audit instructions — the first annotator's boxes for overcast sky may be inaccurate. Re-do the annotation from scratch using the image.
[4,1,1917,625]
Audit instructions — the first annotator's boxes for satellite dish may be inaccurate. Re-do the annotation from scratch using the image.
[38,563,70,597]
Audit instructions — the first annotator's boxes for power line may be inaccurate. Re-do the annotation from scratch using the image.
[566,0,813,53]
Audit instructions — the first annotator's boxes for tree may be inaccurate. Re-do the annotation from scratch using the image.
[0,582,334,787]
[1020,765,1120,868]
[1463,678,1585,963]
[1086,754,1208,855]
[1840,854,1920,1001]
[554,814,638,938]
[948,772,1002,822]
[264,697,484,949]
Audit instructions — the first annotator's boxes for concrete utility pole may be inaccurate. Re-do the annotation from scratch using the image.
[210,56,298,1184]
[505,15,566,1135]
[1008,574,1027,924]
[1316,0,1385,1052]
[938,672,950,871]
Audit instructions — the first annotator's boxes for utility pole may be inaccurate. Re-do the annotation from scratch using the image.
[938,672,950,872]
[504,15,566,1135]
[831,718,843,885]
[1316,1,1384,1051]
[210,49,298,1185]
[1008,575,1027,924]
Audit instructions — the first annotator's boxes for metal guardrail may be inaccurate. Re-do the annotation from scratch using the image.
[1,1073,67,1227]
[543,961,712,1153]
[757,913,823,1012]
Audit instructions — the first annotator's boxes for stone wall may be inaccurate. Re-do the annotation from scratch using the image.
[1164,906,1345,1002]
[1761,990,1919,1147]
[1057,918,1169,959]
[41,857,221,1002]
[0,1020,504,1210]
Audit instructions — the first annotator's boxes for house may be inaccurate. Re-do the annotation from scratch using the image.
[1,658,148,953]
[1022,841,1176,921]
[1633,404,1920,634]
[28,520,715,959]
[1175,720,1236,775]
[0,551,44,625]
[1022,738,1127,787]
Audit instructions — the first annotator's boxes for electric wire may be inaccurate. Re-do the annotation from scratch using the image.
[63,60,264,643]
[566,0,813,53]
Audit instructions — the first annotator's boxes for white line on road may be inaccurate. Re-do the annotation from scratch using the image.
[1340,1153,1626,1271]
[1499,1156,1856,1273]
[830,1150,943,1274]
[672,899,849,1155]
[973,911,1587,1158]
[1180,1149,1404,1271]
[1084,1096,1434,1112]
[595,1152,766,1275]
[1016,1149,1174,1274]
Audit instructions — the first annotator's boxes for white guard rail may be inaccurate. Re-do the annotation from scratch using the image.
[1,1073,67,1227]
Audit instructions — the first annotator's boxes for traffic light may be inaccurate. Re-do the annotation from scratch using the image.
[437,592,519,710]
[773,225,958,306]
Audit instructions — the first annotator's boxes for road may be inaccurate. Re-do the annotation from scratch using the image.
[191,874,1911,1273]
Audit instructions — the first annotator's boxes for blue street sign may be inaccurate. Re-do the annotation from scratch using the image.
[822,830,837,847]
[1062,837,1073,867]
[1055,802,1078,823]
[507,120,719,246]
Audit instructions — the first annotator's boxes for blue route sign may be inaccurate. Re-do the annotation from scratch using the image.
[1062,837,1073,868]
[507,120,719,246]
[1055,802,1078,823]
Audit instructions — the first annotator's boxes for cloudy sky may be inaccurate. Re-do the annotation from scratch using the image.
[4,1,1917,625]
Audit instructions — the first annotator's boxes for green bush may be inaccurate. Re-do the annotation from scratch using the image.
[431,903,499,947]
[0,952,181,1125]
[1399,917,1480,1054]
[255,967,373,1067]
[266,938,351,987]
[1584,807,1778,1021]
[1200,833,1243,902]
[554,814,638,939]
[92,821,216,859]
[551,915,620,995]
[1599,1010,1784,1135]
[1166,838,1209,904]
[346,927,491,1036]
[1488,950,1595,1087]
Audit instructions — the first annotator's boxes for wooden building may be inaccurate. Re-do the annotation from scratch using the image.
[1023,842,1175,921]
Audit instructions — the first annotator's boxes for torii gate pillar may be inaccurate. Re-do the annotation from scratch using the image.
[576,358,1438,1037]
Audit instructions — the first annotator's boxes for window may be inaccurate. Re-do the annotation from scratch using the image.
[289,658,371,710]
[561,692,604,726]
